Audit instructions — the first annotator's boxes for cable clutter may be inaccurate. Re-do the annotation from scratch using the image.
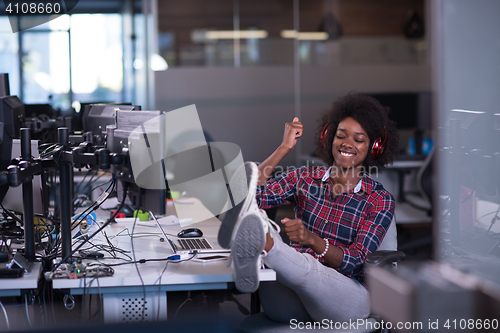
[0,95,184,327]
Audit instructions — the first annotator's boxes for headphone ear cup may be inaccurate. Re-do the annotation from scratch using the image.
[371,131,387,160]
[371,138,383,159]
[320,123,329,148]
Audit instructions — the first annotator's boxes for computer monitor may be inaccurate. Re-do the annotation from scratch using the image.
[82,103,140,136]
[24,103,57,119]
[0,74,10,97]
[366,92,432,131]
[0,96,24,139]
[107,110,167,215]
[0,96,25,203]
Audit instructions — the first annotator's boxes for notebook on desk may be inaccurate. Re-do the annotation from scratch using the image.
[151,215,230,255]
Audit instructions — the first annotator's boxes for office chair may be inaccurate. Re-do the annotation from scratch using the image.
[404,147,434,214]
[240,217,405,333]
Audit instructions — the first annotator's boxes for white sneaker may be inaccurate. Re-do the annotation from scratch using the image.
[230,208,280,293]
[231,211,266,293]
[218,161,280,248]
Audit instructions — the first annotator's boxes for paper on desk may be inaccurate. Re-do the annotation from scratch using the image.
[136,215,193,228]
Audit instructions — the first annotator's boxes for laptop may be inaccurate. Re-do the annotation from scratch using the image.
[151,214,230,255]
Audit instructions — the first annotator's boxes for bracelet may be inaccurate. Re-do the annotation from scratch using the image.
[316,238,329,258]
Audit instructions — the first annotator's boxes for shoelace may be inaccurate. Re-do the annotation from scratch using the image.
[259,209,281,233]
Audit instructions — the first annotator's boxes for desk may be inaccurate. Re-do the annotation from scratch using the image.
[51,200,276,323]
[386,155,426,203]
[0,262,43,297]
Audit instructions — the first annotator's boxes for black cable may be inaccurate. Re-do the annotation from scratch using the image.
[49,180,116,258]
[71,180,114,229]
[73,179,113,212]
[0,203,24,225]
[51,182,129,272]
[72,172,109,208]
[72,169,94,199]
[0,233,13,255]
[100,254,191,267]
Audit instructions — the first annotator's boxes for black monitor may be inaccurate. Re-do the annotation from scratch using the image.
[366,92,431,131]
[107,110,167,215]
[70,102,135,132]
[0,74,10,97]
[83,104,140,137]
[24,103,57,119]
[0,96,25,203]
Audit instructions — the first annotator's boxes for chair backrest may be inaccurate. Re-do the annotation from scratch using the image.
[377,216,397,251]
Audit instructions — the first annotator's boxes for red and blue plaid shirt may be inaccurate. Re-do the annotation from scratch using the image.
[256,166,395,283]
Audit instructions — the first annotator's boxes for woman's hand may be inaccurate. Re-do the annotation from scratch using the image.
[281,117,303,151]
[282,217,317,246]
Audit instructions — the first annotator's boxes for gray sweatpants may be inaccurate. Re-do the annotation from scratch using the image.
[260,231,370,323]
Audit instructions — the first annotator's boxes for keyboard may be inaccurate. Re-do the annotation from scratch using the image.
[177,238,213,250]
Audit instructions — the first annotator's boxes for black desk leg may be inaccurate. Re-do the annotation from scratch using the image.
[397,170,407,202]
[250,291,261,314]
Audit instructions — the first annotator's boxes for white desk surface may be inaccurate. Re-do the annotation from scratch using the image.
[0,262,43,296]
[386,159,425,169]
[52,199,276,294]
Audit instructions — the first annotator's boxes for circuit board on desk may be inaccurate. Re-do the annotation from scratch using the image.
[44,262,114,280]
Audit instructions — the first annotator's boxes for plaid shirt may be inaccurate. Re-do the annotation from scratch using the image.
[256,166,395,284]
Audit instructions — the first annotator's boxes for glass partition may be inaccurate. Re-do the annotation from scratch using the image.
[157,0,427,68]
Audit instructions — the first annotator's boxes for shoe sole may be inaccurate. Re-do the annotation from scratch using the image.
[218,162,258,249]
[232,213,265,293]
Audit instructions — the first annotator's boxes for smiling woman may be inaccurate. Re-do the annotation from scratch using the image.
[315,93,400,172]
[227,93,401,324]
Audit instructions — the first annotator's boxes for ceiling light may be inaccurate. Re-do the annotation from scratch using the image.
[204,30,268,40]
[280,30,329,40]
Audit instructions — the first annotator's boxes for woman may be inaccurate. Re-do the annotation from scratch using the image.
[221,93,399,323]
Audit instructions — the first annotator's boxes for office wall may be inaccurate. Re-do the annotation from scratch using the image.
[155,64,430,166]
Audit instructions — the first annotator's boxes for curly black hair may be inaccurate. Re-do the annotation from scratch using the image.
[314,93,399,171]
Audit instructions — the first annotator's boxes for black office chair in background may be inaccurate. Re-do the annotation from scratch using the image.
[404,147,434,215]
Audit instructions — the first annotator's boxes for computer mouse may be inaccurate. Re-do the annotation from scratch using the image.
[177,228,203,238]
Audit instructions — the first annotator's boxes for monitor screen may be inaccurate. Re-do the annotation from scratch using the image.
[366,92,428,130]
[0,95,25,203]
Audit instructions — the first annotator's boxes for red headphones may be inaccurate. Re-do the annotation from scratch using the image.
[321,122,387,159]
[320,123,329,148]
[371,130,387,159]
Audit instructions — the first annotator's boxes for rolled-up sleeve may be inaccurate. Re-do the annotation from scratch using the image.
[337,192,395,276]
